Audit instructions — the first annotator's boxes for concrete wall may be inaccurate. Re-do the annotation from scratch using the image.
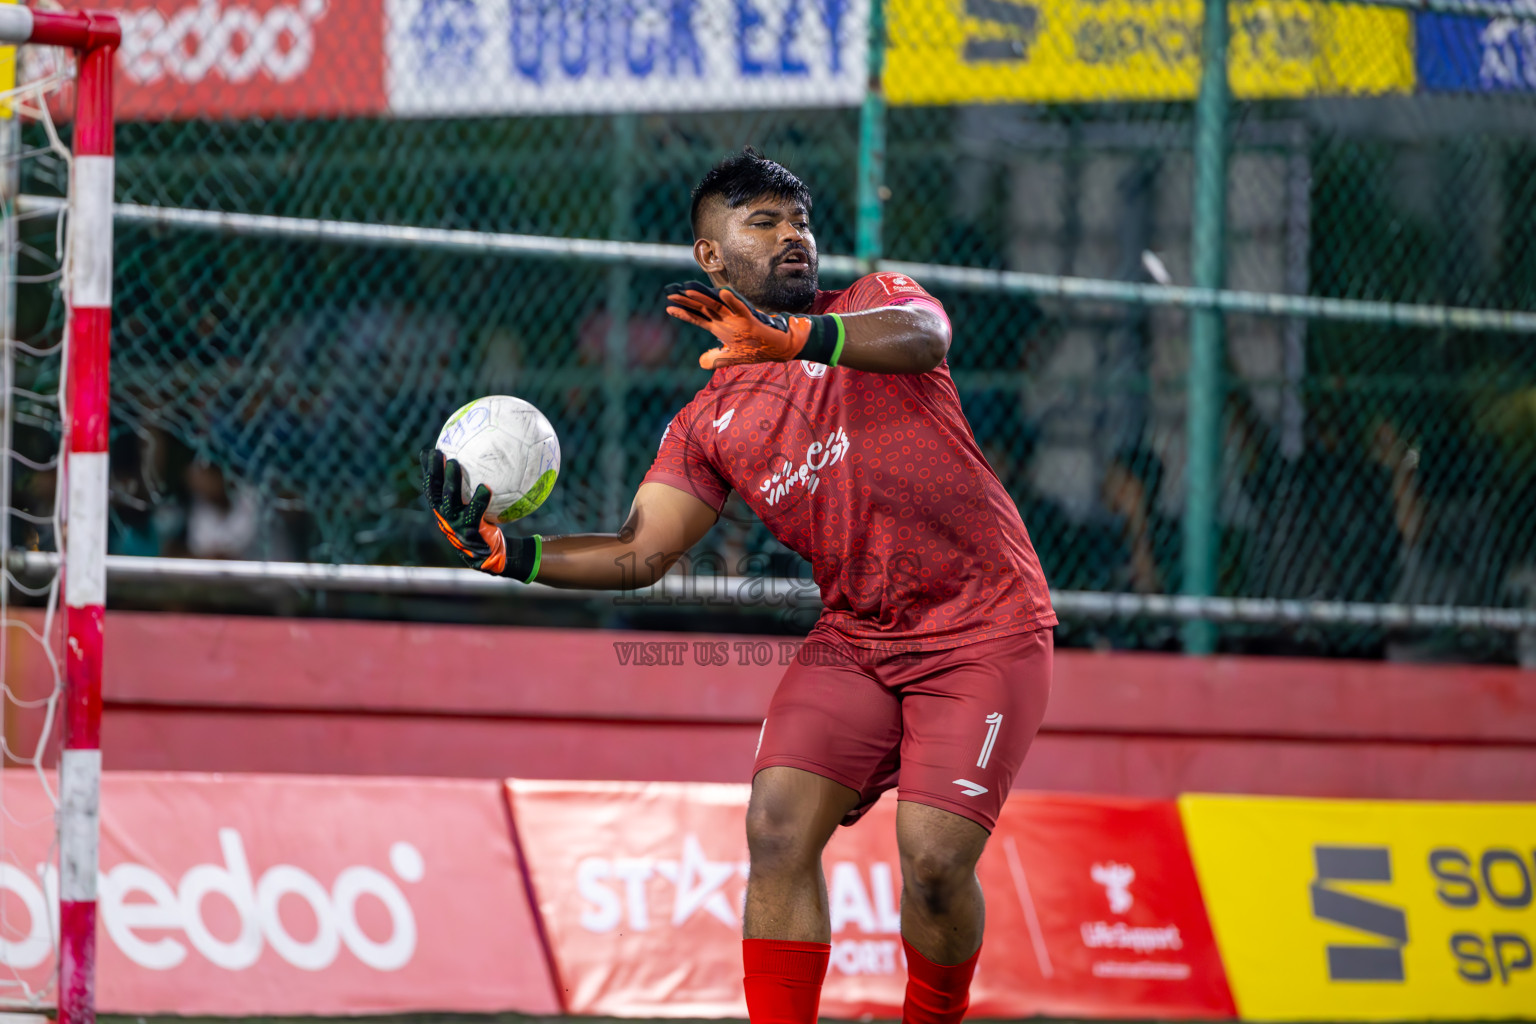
[7,611,1530,800]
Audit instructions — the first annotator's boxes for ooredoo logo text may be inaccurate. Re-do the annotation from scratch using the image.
[117,0,329,85]
[0,828,422,973]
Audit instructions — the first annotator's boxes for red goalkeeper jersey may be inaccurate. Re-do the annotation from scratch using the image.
[643,272,1056,650]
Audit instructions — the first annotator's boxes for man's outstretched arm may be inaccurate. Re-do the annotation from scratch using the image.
[531,482,720,589]
[425,450,718,588]
[825,303,951,375]
[664,282,951,375]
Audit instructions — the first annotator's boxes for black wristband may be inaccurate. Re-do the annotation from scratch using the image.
[795,313,845,367]
[504,535,543,583]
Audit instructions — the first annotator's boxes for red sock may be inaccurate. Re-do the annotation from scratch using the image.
[902,938,981,1024]
[742,939,830,1024]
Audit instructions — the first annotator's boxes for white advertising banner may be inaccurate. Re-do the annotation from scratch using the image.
[386,0,869,115]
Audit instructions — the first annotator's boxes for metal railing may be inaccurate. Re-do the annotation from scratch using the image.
[10,552,1536,631]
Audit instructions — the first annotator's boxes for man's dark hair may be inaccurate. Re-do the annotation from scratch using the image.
[690,146,813,239]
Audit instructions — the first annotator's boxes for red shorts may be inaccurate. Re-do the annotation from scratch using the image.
[752,626,1053,831]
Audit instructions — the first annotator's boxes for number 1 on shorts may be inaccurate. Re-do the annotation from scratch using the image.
[977,712,1003,770]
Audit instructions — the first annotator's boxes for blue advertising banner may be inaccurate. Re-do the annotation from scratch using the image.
[1418,5,1536,93]
[386,0,869,115]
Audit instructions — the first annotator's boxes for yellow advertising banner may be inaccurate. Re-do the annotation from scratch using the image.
[0,0,14,114]
[887,0,1414,105]
[1179,795,1536,1020]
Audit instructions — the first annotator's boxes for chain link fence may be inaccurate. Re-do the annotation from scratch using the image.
[7,0,1536,657]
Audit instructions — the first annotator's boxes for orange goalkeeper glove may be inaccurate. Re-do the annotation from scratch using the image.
[664,281,844,370]
[421,448,542,582]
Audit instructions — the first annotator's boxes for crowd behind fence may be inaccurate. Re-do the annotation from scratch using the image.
[4,0,1536,660]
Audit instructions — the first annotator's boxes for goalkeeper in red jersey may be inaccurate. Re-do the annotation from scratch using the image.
[426,148,1055,1024]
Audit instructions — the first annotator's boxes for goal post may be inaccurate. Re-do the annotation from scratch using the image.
[0,8,118,1024]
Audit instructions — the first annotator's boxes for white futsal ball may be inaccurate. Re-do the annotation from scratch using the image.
[435,395,560,522]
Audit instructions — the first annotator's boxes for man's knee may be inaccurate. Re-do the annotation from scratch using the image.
[745,804,819,875]
[746,768,856,876]
[900,843,981,917]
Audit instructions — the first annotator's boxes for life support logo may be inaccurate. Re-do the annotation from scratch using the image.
[0,828,422,972]
[1077,859,1187,975]
[117,0,330,86]
[1092,861,1136,914]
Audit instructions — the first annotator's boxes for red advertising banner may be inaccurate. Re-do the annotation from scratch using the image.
[973,793,1236,1019]
[507,779,1236,1019]
[55,0,385,119]
[0,772,558,1015]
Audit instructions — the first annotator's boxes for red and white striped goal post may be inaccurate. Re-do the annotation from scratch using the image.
[0,9,119,1024]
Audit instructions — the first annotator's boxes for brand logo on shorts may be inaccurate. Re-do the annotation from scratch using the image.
[952,779,988,797]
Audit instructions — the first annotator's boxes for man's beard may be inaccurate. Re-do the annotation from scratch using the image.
[720,247,819,312]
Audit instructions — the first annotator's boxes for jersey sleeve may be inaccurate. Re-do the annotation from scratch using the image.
[839,272,951,328]
[642,411,732,512]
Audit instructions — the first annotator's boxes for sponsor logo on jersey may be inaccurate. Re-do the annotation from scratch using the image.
[799,360,827,379]
[759,427,850,507]
[877,273,922,296]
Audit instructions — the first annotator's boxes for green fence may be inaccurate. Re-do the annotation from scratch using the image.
[6,0,1536,657]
